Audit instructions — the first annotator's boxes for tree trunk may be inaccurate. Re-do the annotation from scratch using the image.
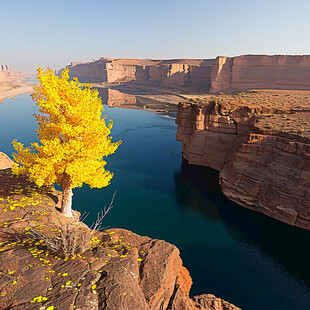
[61,183,73,218]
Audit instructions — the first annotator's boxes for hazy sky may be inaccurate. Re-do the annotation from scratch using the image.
[2,0,310,72]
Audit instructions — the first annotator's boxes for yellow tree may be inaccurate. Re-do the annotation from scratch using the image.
[12,67,121,217]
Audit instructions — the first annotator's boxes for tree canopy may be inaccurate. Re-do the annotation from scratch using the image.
[12,67,121,217]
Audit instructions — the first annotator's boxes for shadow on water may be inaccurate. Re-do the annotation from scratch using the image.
[175,159,310,309]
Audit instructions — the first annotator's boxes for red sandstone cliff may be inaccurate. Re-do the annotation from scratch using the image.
[176,91,310,230]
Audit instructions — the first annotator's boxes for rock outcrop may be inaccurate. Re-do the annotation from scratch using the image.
[0,168,240,309]
[176,90,310,230]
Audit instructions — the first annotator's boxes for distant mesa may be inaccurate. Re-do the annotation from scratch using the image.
[0,64,22,83]
[1,65,11,71]
[60,55,310,93]
[59,57,216,92]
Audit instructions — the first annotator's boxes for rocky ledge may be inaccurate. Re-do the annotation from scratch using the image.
[0,161,240,310]
[176,90,310,230]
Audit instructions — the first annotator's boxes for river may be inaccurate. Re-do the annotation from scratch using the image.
[0,93,309,310]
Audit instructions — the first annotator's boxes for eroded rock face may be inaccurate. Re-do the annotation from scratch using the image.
[63,55,310,93]
[176,91,310,230]
[0,168,240,309]
[210,55,310,93]
[62,58,215,90]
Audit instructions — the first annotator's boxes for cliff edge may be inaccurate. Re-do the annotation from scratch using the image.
[176,90,310,230]
[61,55,310,94]
[0,157,240,310]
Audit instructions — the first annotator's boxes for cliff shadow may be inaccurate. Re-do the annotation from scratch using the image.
[174,159,310,286]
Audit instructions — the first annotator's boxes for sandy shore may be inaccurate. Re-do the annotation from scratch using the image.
[0,79,34,100]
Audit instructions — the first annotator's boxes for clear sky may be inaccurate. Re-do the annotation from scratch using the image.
[1,0,310,72]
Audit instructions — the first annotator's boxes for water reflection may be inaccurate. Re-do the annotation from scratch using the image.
[96,88,177,117]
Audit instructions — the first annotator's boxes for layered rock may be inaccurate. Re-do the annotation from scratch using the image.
[0,168,240,309]
[63,58,215,90]
[210,55,310,93]
[62,55,310,93]
[176,90,310,230]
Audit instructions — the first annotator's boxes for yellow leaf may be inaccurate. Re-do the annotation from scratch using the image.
[11,67,122,215]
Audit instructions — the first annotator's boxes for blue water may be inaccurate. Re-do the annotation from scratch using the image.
[1,94,310,310]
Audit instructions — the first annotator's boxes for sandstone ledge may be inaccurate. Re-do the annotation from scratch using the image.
[0,168,240,310]
[176,90,310,230]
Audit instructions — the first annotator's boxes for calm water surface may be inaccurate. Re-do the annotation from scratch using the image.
[0,94,310,310]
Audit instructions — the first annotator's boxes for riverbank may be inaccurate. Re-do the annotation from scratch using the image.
[0,79,33,100]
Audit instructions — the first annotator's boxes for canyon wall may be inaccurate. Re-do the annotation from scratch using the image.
[63,55,310,93]
[210,55,310,93]
[176,91,310,230]
[64,60,108,82]
[64,58,215,90]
